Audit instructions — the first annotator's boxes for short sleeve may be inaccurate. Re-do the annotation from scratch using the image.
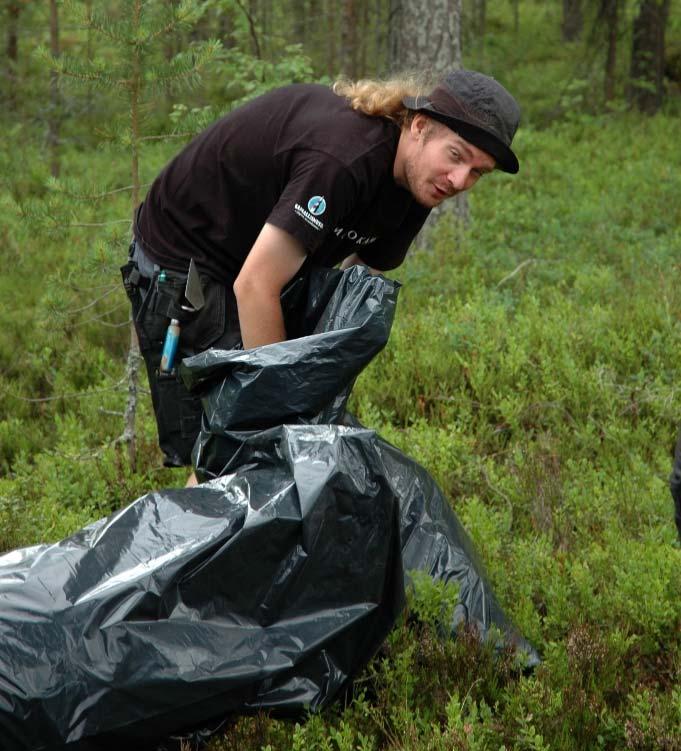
[356,203,430,271]
[267,151,360,254]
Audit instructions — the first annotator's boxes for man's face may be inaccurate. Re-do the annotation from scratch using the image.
[397,115,496,208]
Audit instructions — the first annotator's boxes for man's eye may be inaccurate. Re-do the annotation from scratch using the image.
[450,150,460,160]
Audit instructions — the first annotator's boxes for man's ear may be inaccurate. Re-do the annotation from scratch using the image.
[410,113,430,140]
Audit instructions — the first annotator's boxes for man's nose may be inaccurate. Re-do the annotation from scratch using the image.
[446,166,472,193]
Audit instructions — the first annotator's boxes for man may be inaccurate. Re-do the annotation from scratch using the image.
[122,69,521,483]
[669,437,681,543]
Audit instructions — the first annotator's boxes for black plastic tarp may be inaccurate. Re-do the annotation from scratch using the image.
[0,266,538,751]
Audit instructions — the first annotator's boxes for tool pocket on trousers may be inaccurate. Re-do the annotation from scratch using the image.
[124,269,236,356]
[154,371,203,466]
[180,279,228,353]
[128,275,186,355]
[132,298,169,352]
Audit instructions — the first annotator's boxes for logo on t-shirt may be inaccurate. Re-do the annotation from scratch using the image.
[294,196,326,231]
[307,196,327,216]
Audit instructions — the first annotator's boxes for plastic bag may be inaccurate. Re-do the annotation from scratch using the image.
[0,266,537,750]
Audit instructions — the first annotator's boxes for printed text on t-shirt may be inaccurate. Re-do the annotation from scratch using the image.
[294,203,325,231]
[333,227,378,246]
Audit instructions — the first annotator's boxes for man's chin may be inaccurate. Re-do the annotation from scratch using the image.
[423,186,458,208]
[414,192,444,209]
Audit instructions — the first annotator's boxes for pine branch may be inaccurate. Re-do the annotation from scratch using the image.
[86,0,206,48]
[69,303,129,328]
[66,219,131,227]
[497,259,536,287]
[77,5,137,46]
[1,381,127,404]
[16,196,79,240]
[56,285,119,315]
[137,132,196,142]
[45,178,148,201]
[40,49,127,91]
[35,45,106,84]
[86,318,131,329]
[144,41,221,94]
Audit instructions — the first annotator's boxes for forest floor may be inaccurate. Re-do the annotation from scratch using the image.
[1,108,680,749]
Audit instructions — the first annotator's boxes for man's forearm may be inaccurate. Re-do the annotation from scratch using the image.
[340,252,381,275]
[232,223,307,349]
[235,287,287,349]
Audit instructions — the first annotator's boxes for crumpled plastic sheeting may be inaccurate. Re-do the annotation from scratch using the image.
[191,420,537,656]
[186,265,538,656]
[182,265,398,431]
[0,266,538,750]
[0,427,404,751]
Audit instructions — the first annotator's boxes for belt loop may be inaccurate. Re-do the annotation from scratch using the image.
[132,240,161,278]
[135,268,160,324]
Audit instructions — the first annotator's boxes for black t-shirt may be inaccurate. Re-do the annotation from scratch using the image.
[135,84,430,281]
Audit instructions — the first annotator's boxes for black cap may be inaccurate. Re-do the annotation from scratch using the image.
[403,69,521,174]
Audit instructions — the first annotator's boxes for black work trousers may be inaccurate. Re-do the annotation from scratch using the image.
[121,242,241,467]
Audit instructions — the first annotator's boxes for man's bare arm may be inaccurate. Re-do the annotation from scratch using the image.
[233,223,307,349]
[340,252,381,275]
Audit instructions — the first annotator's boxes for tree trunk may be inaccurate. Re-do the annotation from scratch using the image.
[48,0,61,178]
[163,1,176,62]
[562,0,582,42]
[629,0,670,114]
[124,0,144,473]
[340,0,357,78]
[390,0,468,225]
[390,0,462,75]
[217,1,236,50]
[292,0,306,46]
[235,0,261,59]
[326,0,337,77]
[6,2,21,111]
[511,0,519,35]
[603,0,618,102]
[474,0,486,68]
[260,0,271,57]
[359,0,369,77]
[85,0,94,111]
[375,0,387,75]
[388,0,399,70]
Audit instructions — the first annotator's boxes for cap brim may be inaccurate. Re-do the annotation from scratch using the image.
[403,96,519,174]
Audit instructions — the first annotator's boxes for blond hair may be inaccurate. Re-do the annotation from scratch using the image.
[332,74,433,127]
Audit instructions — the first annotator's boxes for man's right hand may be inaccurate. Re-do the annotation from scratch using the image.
[233,223,307,349]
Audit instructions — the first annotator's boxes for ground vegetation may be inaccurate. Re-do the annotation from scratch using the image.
[0,1,679,748]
